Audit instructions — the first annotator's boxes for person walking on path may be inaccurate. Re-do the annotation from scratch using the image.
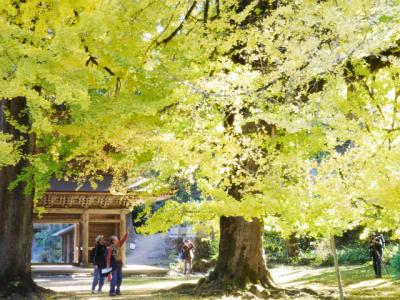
[182,239,194,275]
[369,232,384,278]
[106,228,132,296]
[91,235,107,294]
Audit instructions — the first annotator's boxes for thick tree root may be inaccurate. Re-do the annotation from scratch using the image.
[0,279,54,300]
[170,278,335,299]
[170,216,335,299]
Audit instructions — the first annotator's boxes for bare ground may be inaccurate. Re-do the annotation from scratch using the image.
[34,265,400,299]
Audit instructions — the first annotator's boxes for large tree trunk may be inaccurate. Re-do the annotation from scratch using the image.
[0,97,37,297]
[197,216,277,294]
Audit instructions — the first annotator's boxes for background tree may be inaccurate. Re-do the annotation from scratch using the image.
[0,0,183,296]
[0,97,36,296]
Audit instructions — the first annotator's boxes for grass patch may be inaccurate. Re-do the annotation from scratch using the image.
[294,264,400,299]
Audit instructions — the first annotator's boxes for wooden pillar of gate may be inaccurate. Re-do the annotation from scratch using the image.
[81,211,89,266]
[120,212,127,266]
[73,223,80,264]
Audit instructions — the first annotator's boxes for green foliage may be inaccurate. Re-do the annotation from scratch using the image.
[209,236,219,261]
[383,243,398,264]
[265,237,380,267]
[0,0,187,199]
[264,232,290,264]
[194,236,219,261]
[136,0,400,240]
[0,133,21,167]
[300,242,392,267]
[338,245,370,266]
[293,240,333,267]
[303,243,370,267]
[390,245,400,273]
[298,250,332,267]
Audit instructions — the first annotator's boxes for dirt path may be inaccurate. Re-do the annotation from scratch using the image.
[35,265,400,299]
[126,233,170,266]
[36,275,200,300]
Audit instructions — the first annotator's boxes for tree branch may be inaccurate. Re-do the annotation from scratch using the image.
[157,1,197,46]
[204,0,209,25]
[82,39,120,95]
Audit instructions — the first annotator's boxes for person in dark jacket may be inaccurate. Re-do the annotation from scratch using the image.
[369,233,384,278]
[91,235,107,294]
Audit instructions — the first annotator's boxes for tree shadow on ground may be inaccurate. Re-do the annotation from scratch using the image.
[291,265,400,300]
[35,266,400,299]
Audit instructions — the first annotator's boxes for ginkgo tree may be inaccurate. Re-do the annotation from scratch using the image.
[135,0,400,295]
[1,0,400,298]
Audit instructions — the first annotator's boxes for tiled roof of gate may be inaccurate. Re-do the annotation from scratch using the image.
[48,175,113,192]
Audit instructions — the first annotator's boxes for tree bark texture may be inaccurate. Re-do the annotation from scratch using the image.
[198,216,276,292]
[0,97,36,296]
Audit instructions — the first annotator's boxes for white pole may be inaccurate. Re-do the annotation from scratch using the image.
[330,235,344,300]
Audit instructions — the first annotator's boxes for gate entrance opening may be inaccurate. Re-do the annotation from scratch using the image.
[32,224,75,263]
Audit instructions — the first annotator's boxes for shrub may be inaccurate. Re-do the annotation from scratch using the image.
[193,236,220,261]
[382,243,397,264]
[295,250,326,266]
[264,232,396,267]
[338,244,370,265]
[287,240,371,267]
[264,232,290,264]
[209,236,219,260]
[312,239,332,266]
[190,236,219,272]
[194,237,212,260]
[390,245,400,273]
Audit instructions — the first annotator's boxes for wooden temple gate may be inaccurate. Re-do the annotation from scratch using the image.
[33,178,133,266]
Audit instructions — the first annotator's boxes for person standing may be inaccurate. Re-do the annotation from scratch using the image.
[91,235,107,294]
[376,233,385,257]
[369,233,384,278]
[106,228,132,296]
[182,239,194,275]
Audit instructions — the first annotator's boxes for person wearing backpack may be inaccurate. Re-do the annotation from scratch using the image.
[369,233,384,278]
[106,228,132,296]
[91,235,107,294]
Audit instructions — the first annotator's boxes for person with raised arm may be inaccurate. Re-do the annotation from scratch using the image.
[182,239,195,275]
[106,227,132,296]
